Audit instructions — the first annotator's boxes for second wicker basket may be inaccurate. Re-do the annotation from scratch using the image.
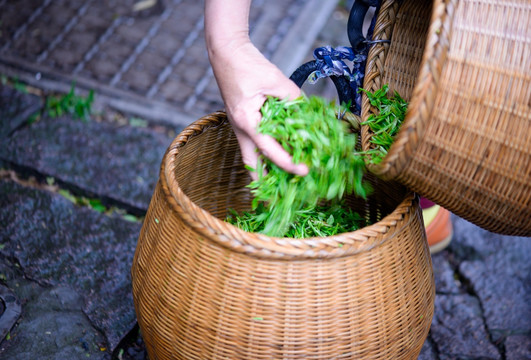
[361,0,530,236]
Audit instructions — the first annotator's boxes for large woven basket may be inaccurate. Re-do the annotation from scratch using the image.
[131,112,435,360]
[361,0,531,236]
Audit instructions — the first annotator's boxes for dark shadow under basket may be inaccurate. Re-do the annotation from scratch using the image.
[131,112,435,360]
[361,0,531,236]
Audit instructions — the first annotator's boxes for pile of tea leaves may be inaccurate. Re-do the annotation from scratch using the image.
[361,84,408,164]
[227,202,365,239]
[227,86,406,238]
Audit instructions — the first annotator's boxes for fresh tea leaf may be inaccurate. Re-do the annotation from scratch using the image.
[360,85,408,164]
[249,96,370,237]
[227,201,365,238]
[228,87,407,239]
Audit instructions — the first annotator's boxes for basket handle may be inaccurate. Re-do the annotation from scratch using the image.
[348,0,379,51]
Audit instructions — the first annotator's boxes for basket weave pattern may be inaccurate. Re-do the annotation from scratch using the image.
[362,0,531,236]
[131,113,435,359]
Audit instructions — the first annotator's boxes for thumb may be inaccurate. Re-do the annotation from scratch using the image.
[267,78,302,101]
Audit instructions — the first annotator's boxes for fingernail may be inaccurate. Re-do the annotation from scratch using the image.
[295,164,309,176]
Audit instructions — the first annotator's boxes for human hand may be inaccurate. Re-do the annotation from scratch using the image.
[205,0,308,179]
[210,42,309,179]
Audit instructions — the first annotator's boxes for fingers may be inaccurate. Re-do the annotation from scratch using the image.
[236,132,260,181]
[220,60,306,178]
[267,78,302,102]
[234,122,309,180]
[252,133,309,176]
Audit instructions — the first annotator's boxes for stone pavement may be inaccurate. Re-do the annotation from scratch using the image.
[0,1,530,360]
[0,0,338,127]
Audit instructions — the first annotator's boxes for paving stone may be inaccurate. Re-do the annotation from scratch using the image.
[0,115,173,212]
[459,256,531,339]
[159,79,193,103]
[0,0,40,39]
[449,216,503,259]
[0,284,21,350]
[2,288,109,360]
[0,85,42,138]
[123,68,155,92]
[505,334,531,360]
[0,179,142,350]
[0,258,110,360]
[86,55,123,82]
[78,10,114,32]
[417,337,438,360]
[431,253,461,294]
[115,18,154,43]
[136,50,168,73]
[148,32,182,57]
[48,47,83,69]
[0,0,334,125]
[451,217,531,343]
[431,294,500,359]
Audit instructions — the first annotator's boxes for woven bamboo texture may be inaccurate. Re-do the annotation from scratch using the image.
[361,0,531,236]
[131,113,435,360]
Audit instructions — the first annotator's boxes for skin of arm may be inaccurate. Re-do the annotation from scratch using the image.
[204,0,308,178]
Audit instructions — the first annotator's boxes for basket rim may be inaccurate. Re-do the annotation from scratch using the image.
[159,111,420,260]
[361,0,454,179]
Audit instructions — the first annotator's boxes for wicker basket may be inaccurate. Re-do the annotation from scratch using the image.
[361,0,531,236]
[131,112,435,360]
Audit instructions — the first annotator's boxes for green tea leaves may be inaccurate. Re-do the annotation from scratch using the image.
[360,85,408,164]
[46,83,94,122]
[229,96,370,237]
[227,86,406,239]
[227,201,365,238]
[254,96,370,236]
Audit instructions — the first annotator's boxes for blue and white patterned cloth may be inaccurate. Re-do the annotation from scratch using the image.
[307,2,381,115]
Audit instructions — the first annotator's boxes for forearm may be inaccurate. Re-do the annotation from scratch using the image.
[204,0,252,55]
[203,0,307,176]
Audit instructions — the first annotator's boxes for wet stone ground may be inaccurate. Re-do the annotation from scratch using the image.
[0,0,312,127]
[0,84,530,359]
